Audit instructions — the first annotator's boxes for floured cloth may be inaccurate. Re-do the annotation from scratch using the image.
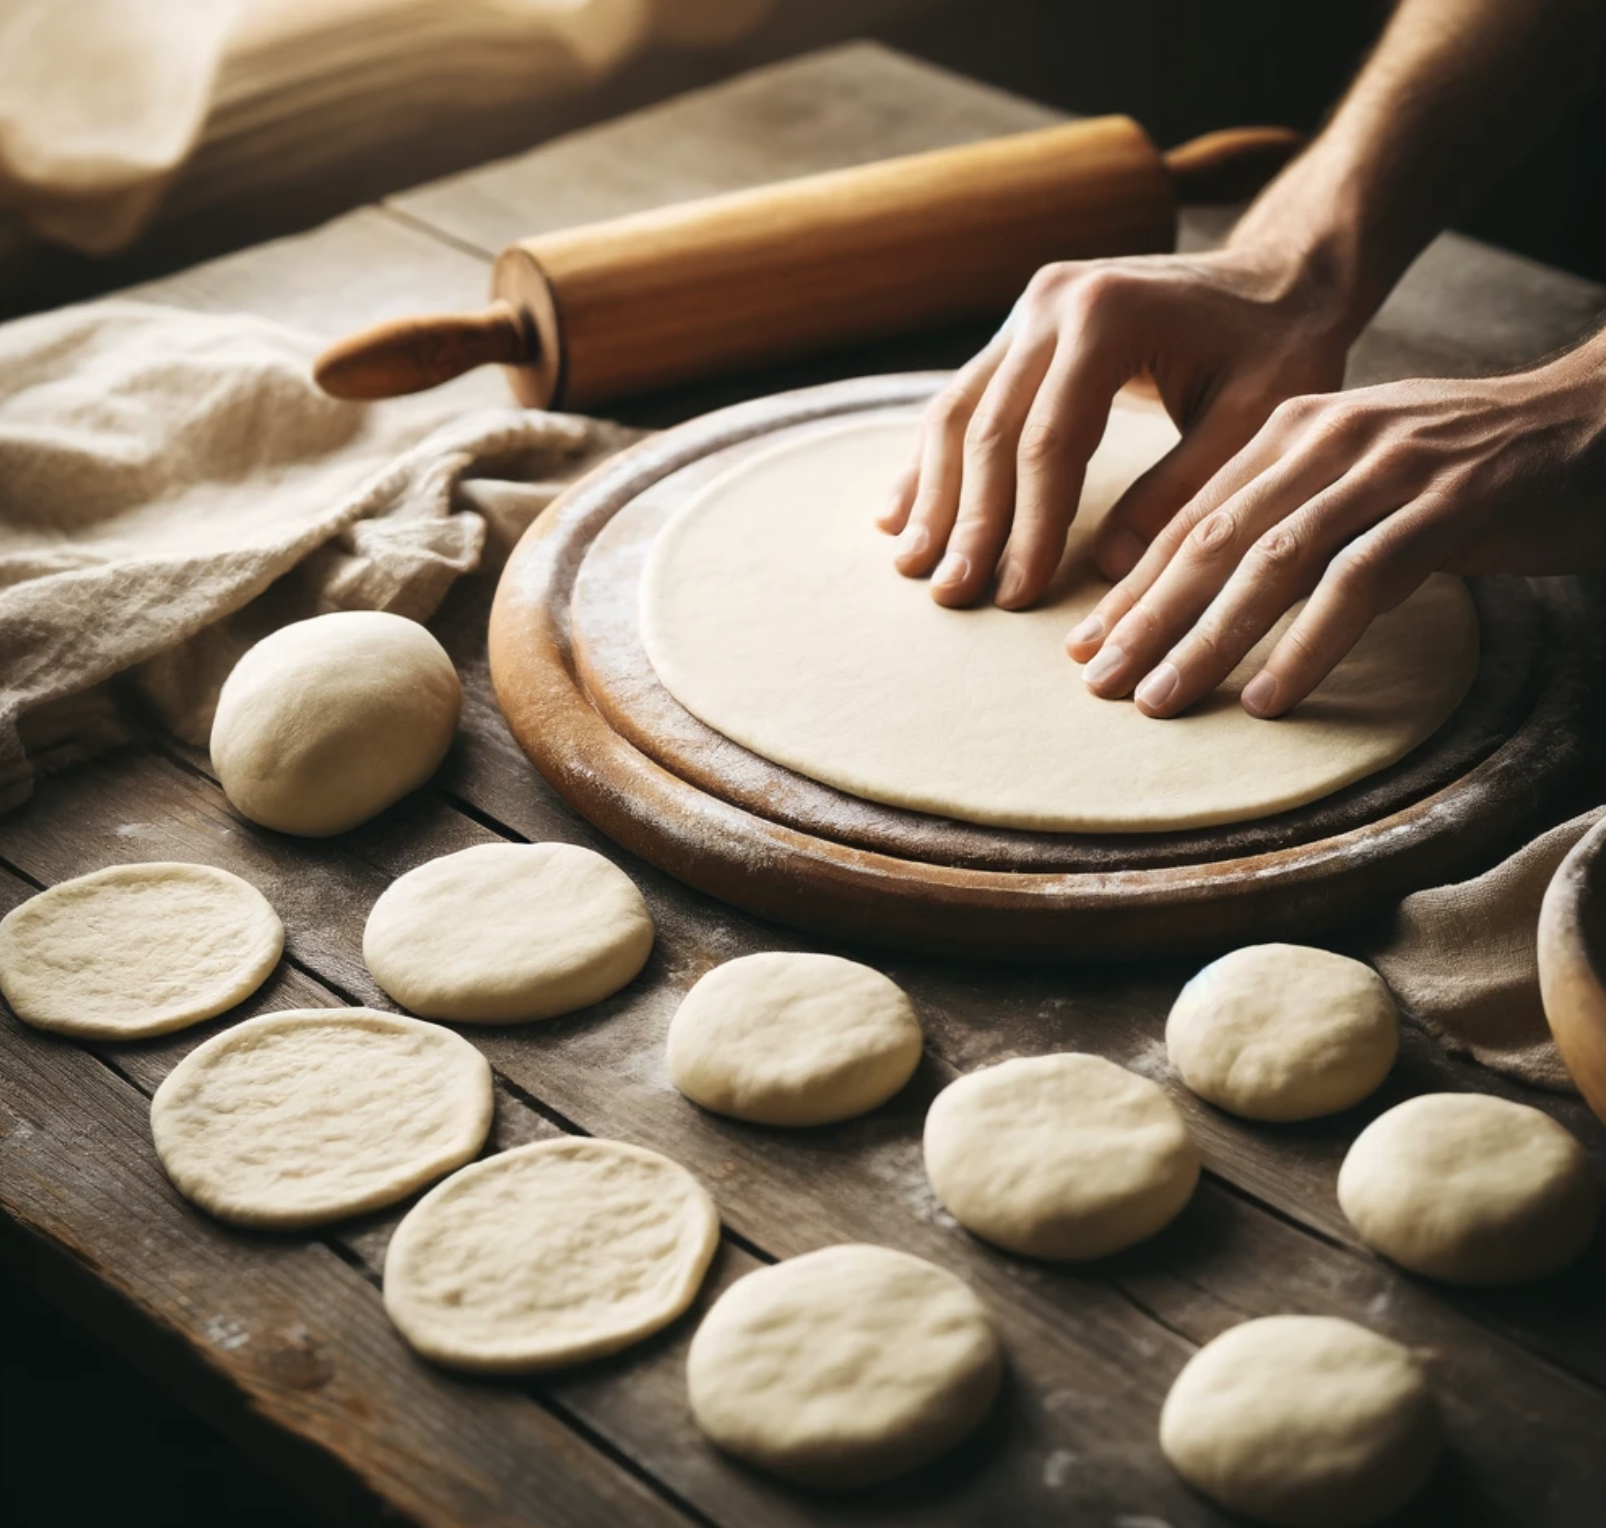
[0,299,628,811]
[1371,807,1606,1095]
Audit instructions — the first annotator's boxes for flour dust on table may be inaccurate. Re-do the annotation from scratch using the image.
[641,405,1480,833]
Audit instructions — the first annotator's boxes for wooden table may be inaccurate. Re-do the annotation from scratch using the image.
[4,43,1606,1528]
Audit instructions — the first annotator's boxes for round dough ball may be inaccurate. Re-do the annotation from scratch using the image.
[1337,1093,1598,1284]
[384,1138,719,1372]
[1167,945,1399,1122]
[1160,1315,1441,1528]
[210,611,460,837]
[151,1007,492,1228]
[923,1053,1199,1260]
[0,862,282,1040]
[364,842,654,1023]
[667,952,923,1126]
[686,1244,1000,1488]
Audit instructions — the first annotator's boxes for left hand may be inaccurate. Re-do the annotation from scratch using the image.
[1069,349,1606,719]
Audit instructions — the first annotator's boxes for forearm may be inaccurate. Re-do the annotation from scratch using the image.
[1229,0,1606,340]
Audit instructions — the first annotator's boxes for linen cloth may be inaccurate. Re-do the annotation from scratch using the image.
[0,0,773,254]
[0,299,626,811]
[1371,806,1606,1094]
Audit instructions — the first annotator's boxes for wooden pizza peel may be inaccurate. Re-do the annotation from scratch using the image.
[487,372,1606,961]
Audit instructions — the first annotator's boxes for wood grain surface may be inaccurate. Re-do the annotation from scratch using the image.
[4,39,1605,1528]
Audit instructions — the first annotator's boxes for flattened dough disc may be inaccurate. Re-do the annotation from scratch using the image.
[641,411,1480,833]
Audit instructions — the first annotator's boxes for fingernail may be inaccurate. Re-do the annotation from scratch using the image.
[934,551,970,587]
[995,563,1025,607]
[895,525,930,562]
[1241,671,1279,717]
[1083,644,1128,691]
[1135,662,1179,712]
[1096,524,1147,579]
[1068,613,1105,647]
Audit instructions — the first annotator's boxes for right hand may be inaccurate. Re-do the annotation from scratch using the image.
[877,242,1357,610]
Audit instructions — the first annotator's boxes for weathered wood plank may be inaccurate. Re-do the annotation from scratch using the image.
[4,750,1605,1524]
[0,946,696,1528]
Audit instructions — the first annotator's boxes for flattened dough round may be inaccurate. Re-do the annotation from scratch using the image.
[211,610,461,837]
[0,862,282,1040]
[384,1137,719,1372]
[641,409,1479,832]
[364,842,654,1023]
[1337,1093,1598,1284]
[924,1053,1199,1260]
[667,952,923,1125]
[1160,1314,1441,1528]
[1167,945,1399,1121]
[151,1007,492,1228]
[687,1243,1000,1488]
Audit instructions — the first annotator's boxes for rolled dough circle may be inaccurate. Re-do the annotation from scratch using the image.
[667,951,923,1125]
[686,1243,1001,1488]
[1160,1314,1441,1528]
[383,1137,719,1372]
[151,1007,492,1229]
[210,610,461,837]
[1167,944,1399,1121]
[363,841,654,1023]
[1337,1093,1598,1284]
[640,410,1479,833]
[924,1053,1199,1260]
[0,862,282,1040]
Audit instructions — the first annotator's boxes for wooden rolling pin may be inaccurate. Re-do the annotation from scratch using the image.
[315,119,1302,412]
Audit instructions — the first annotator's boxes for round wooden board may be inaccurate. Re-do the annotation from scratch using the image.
[489,374,1605,959]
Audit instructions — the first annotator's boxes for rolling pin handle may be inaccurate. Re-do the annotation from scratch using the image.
[1163,126,1307,205]
[312,301,532,400]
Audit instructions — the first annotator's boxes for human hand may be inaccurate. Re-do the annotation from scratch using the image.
[877,241,1355,610]
[1069,347,1606,719]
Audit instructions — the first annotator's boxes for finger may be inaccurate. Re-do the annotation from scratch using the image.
[892,344,1006,577]
[1090,386,1269,580]
[994,346,1124,610]
[1081,441,1352,698]
[876,459,919,535]
[1240,497,1457,718]
[931,328,1058,606]
[1132,477,1402,717]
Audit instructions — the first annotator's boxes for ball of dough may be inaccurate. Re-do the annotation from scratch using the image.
[384,1138,719,1372]
[667,952,923,1126]
[210,611,460,837]
[686,1244,1000,1488]
[364,842,653,1023]
[923,1053,1199,1260]
[151,1007,492,1228]
[1337,1093,1598,1284]
[1167,944,1399,1122]
[1160,1315,1441,1528]
[0,862,282,1040]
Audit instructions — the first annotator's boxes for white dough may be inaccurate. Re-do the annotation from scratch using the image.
[0,862,282,1040]
[667,952,923,1125]
[1337,1093,1598,1284]
[363,842,654,1023]
[1160,1315,1441,1528]
[210,610,461,837]
[924,1053,1199,1260]
[686,1243,1001,1488]
[641,408,1479,833]
[151,1007,492,1229]
[384,1137,719,1372]
[1167,945,1399,1121]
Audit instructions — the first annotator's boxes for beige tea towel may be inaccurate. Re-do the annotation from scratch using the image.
[1372,806,1606,1094]
[0,298,623,811]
